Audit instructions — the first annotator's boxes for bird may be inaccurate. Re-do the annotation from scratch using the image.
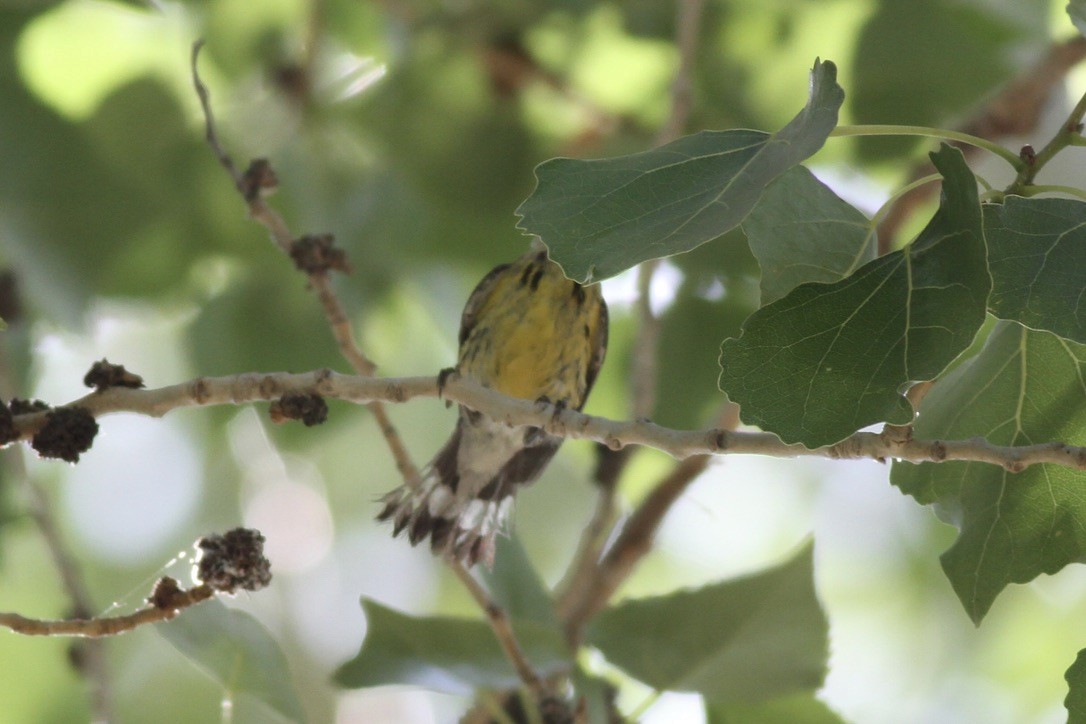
[377,247,608,567]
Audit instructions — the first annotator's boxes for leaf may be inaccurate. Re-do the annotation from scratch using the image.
[985,197,1086,344]
[572,668,620,724]
[1067,649,1086,723]
[587,543,827,704]
[1070,0,1086,38]
[335,599,571,694]
[742,166,876,305]
[719,144,989,448]
[479,535,560,630]
[852,0,1048,159]
[515,59,844,283]
[706,692,846,724]
[155,600,304,723]
[891,322,1086,623]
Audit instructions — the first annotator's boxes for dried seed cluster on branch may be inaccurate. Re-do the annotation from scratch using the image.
[269,393,328,426]
[83,359,144,392]
[31,407,98,463]
[195,527,273,593]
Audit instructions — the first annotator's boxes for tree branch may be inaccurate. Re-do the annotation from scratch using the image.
[448,562,543,695]
[191,39,544,695]
[557,454,711,641]
[0,583,214,638]
[13,369,1086,473]
[190,40,418,483]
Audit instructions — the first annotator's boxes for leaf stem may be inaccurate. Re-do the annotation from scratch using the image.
[1007,86,1086,192]
[831,125,1023,169]
[1016,184,1086,202]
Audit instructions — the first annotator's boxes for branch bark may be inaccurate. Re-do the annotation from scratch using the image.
[14,369,1086,473]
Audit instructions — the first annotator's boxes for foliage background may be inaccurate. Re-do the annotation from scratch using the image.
[0,0,1084,721]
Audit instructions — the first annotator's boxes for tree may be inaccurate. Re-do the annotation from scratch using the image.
[2,0,1086,722]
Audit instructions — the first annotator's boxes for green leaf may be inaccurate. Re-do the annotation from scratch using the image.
[479,535,559,630]
[572,668,620,724]
[1069,0,1086,38]
[655,284,752,429]
[985,197,1086,344]
[1067,649,1086,723]
[719,144,989,448]
[335,599,571,694]
[891,322,1086,623]
[852,0,1048,159]
[742,166,876,305]
[587,543,827,704]
[155,600,304,723]
[516,59,844,283]
[706,692,846,724]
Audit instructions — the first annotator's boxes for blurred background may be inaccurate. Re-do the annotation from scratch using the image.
[0,0,1085,721]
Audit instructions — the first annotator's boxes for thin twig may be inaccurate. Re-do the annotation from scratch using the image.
[557,401,738,642]
[558,454,711,642]
[190,40,417,483]
[552,477,621,606]
[448,561,543,694]
[656,0,706,147]
[0,334,115,718]
[190,40,541,692]
[0,585,214,638]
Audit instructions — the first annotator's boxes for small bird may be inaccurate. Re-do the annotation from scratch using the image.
[377,248,608,567]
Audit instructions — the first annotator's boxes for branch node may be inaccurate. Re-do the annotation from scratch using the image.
[148,577,188,610]
[239,158,279,202]
[257,375,280,398]
[707,429,727,452]
[289,233,351,276]
[1003,459,1026,474]
[930,440,947,462]
[191,378,211,404]
[314,367,335,391]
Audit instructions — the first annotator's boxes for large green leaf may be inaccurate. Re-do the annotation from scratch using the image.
[335,599,571,694]
[985,197,1086,344]
[742,165,876,305]
[706,692,846,724]
[852,0,1048,159]
[891,322,1086,623]
[719,145,988,448]
[515,59,844,283]
[587,543,827,704]
[155,600,304,723]
[1067,649,1086,723]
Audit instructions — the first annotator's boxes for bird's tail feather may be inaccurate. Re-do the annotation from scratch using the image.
[376,477,513,568]
[376,429,514,568]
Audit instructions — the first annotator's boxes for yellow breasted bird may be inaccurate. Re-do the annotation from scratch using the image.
[377,248,608,567]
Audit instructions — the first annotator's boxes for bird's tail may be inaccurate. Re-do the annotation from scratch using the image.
[375,432,512,568]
